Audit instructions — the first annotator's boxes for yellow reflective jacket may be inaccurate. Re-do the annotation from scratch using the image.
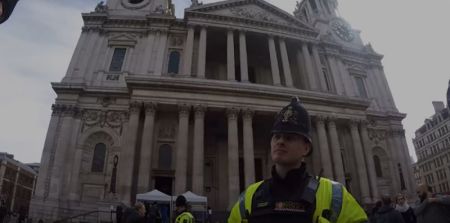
[175,211,194,223]
[228,177,368,223]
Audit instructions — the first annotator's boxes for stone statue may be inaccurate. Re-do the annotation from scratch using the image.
[191,0,202,7]
[95,1,108,13]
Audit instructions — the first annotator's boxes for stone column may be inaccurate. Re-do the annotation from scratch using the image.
[175,104,191,195]
[336,59,356,96]
[301,43,318,90]
[0,162,6,192]
[386,131,400,193]
[312,45,327,91]
[118,101,141,204]
[327,117,345,184]
[137,102,157,193]
[192,105,206,195]
[279,38,293,87]
[268,36,281,86]
[239,31,249,82]
[10,167,20,212]
[183,26,195,76]
[315,116,333,178]
[360,121,380,201]
[197,26,207,78]
[142,31,156,74]
[154,31,168,76]
[243,109,255,187]
[295,48,308,89]
[327,56,345,95]
[349,120,371,204]
[227,108,240,208]
[227,29,236,81]
[69,148,83,200]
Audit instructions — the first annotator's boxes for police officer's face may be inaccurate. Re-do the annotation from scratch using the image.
[271,133,311,166]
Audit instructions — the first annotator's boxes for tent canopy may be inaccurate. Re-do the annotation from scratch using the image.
[136,189,171,203]
[174,191,207,204]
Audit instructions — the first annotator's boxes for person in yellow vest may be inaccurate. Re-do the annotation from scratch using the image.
[174,195,194,223]
[228,97,368,223]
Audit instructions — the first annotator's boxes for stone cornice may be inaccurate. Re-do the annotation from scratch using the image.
[125,75,370,112]
[185,11,318,41]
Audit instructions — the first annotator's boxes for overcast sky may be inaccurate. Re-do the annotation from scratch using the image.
[0,0,449,164]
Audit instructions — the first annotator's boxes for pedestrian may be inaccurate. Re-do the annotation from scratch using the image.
[148,202,160,223]
[174,195,194,223]
[369,201,382,223]
[206,206,212,223]
[414,183,450,223]
[395,194,416,223]
[126,202,146,223]
[228,97,368,223]
[376,196,404,223]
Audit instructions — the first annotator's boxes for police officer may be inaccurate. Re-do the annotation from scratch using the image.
[174,195,194,223]
[228,98,368,223]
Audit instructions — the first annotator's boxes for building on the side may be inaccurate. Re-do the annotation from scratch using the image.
[29,0,415,221]
[413,82,450,194]
[0,152,37,215]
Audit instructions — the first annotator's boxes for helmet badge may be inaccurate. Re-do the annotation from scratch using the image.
[281,106,298,124]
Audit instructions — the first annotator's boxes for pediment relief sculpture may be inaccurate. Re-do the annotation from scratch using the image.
[81,109,127,135]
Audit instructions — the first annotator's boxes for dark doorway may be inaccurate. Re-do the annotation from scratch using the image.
[155,177,173,195]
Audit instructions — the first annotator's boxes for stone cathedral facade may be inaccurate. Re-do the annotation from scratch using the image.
[30,0,415,220]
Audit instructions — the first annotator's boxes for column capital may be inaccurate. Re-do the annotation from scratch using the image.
[314,115,327,124]
[349,118,362,127]
[178,104,191,117]
[227,28,235,33]
[360,120,370,128]
[194,104,206,118]
[143,102,157,115]
[226,107,240,120]
[129,101,142,114]
[327,115,338,123]
[242,108,254,120]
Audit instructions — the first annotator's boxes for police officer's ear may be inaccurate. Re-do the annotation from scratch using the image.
[304,142,312,157]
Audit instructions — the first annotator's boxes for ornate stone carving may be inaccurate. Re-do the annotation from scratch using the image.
[129,101,142,114]
[314,115,327,125]
[81,110,127,134]
[98,97,115,107]
[194,105,206,118]
[95,1,108,13]
[226,108,239,121]
[368,129,386,145]
[177,104,191,118]
[51,104,81,118]
[229,7,282,25]
[170,36,184,47]
[242,108,254,120]
[144,102,157,115]
[158,125,176,139]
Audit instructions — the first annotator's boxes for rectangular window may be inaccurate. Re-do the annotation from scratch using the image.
[354,76,368,98]
[109,48,127,72]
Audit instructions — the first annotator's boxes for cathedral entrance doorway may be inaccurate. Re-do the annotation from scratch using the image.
[154,177,173,195]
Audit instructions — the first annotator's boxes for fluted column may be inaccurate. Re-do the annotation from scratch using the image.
[227,108,240,208]
[279,38,293,87]
[295,48,308,89]
[192,105,206,195]
[243,109,255,187]
[349,120,371,204]
[327,56,345,95]
[239,31,249,82]
[327,117,345,184]
[268,36,281,86]
[315,116,333,178]
[137,102,157,193]
[183,26,195,76]
[312,45,327,91]
[154,31,168,76]
[197,26,207,78]
[119,101,141,204]
[227,29,235,81]
[175,104,191,195]
[301,43,318,90]
[386,131,400,192]
[360,121,379,201]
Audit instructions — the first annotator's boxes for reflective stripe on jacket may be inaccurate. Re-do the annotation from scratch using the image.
[175,212,194,223]
[228,177,368,223]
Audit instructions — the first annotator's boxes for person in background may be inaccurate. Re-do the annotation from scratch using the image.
[126,202,146,223]
[206,206,212,223]
[369,201,382,223]
[375,196,404,223]
[395,194,416,223]
[174,195,194,223]
[414,183,450,223]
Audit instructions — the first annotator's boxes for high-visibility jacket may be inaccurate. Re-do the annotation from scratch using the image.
[228,177,368,223]
[175,211,194,223]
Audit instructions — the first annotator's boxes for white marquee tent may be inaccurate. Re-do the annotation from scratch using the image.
[136,189,171,203]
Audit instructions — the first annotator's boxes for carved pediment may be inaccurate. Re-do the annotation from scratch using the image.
[186,0,316,32]
[108,33,137,47]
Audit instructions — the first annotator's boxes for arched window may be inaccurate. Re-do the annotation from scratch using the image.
[168,51,181,74]
[159,144,172,170]
[92,143,107,172]
[373,155,383,177]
